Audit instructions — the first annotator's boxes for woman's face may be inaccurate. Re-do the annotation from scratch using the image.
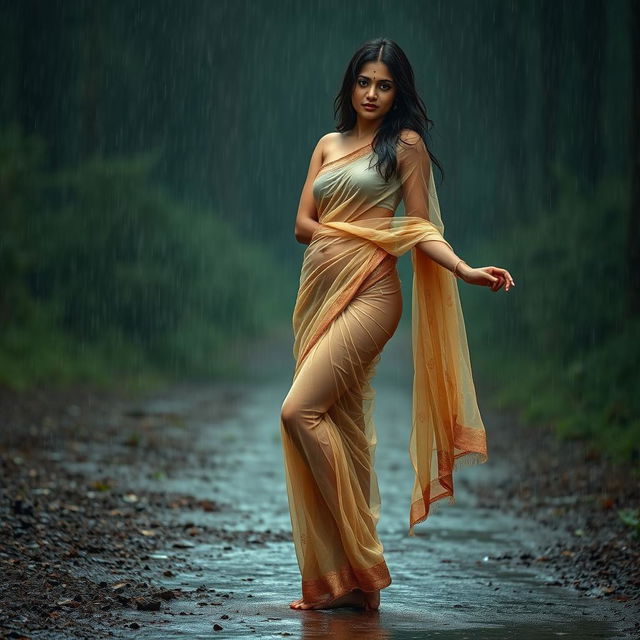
[351,60,397,121]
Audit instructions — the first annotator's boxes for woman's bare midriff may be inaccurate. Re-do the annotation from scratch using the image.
[357,206,394,220]
[307,206,396,284]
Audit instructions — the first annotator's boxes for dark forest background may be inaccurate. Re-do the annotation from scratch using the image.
[1,0,638,462]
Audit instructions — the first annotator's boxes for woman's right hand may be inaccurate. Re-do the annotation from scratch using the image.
[459,264,515,292]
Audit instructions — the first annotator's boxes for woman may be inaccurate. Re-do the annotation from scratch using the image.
[280,37,514,613]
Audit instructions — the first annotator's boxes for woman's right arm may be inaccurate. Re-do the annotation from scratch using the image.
[294,136,326,244]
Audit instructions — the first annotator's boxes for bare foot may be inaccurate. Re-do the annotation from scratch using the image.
[361,589,380,611]
[290,588,380,611]
[290,589,364,610]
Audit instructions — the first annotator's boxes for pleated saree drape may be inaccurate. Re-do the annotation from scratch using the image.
[280,131,488,605]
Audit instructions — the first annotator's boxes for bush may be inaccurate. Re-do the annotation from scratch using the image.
[463,166,639,463]
[0,124,290,389]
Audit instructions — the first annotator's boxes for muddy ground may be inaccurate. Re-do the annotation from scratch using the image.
[0,334,639,639]
[473,380,640,607]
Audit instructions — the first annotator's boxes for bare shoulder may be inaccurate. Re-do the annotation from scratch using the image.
[320,131,341,143]
[306,132,336,162]
[317,131,341,157]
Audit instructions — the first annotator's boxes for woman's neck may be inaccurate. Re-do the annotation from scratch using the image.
[348,118,382,141]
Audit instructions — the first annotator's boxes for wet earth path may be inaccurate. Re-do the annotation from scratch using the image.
[1,328,638,639]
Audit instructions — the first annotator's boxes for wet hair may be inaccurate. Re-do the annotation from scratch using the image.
[334,37,444,184]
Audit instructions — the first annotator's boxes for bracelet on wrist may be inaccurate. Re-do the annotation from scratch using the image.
[453,259,468,279]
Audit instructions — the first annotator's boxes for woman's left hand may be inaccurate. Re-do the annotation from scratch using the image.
[460,264,515,292]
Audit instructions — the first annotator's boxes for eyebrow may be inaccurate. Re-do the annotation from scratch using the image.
[358,74,394,83]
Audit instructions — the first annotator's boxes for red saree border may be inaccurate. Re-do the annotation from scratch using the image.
[295,246,392,372]
[361,251,398,292]
[301,558,392,604]
[408,421,488,535]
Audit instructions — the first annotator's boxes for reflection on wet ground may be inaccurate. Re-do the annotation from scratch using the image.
[74,329,633,638]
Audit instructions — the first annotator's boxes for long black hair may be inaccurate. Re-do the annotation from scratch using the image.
[333,37,444,185]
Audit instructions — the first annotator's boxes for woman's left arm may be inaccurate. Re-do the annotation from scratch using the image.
[416,238,515,292]
[398,129,515,292]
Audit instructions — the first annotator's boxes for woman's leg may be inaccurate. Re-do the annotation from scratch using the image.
[280,265,402,609]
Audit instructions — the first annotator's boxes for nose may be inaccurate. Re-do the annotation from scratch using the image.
[366,84,377,100]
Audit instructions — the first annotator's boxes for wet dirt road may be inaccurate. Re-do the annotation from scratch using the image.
[97,331,638,638]
[2,327,638,639]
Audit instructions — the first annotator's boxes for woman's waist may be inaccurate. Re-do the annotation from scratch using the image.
[310,219,394,245]
[316,211,395,227]
[301,243,398,296]
[308,230,396,256]
[303,236,397,278]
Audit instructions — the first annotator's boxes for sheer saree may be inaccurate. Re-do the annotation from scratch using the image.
[280,132,488,605]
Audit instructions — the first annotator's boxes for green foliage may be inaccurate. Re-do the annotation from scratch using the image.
[618,508,640,539]
[465,166,639,463]
[0,124,290,389]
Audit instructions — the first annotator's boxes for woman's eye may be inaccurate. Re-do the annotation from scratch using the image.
[380,84,391,91]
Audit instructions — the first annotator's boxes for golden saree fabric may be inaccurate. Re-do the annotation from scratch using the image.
[280,132,487,604]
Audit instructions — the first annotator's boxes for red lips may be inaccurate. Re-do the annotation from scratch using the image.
[363,104,378,109]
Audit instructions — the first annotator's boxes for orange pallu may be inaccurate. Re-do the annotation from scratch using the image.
[280,132,488,604]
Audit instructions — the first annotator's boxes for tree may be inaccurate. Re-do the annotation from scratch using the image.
[539,0,564,209]
[629,0,640,316]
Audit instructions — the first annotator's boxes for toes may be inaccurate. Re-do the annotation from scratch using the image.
[290,598,314,610]
[290,591,372,611]
[362,591,380,611]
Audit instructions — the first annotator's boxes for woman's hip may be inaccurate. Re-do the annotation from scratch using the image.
[350,256,402,335]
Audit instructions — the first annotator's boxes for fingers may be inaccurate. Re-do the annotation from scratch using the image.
[487,266,515,292]
[472,266,515,292]
[506,270,515,289]
[482,268,500,290]
[501,269,514,292]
